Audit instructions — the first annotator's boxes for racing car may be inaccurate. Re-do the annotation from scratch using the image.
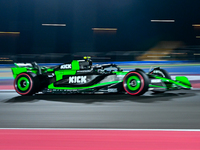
[11,56,192,96]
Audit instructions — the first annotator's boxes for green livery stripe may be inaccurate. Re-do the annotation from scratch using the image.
[48,80,123,90]
[175,76,191,87]
[11,67,28,79]
[149,85,166,88]
[149,84,180,90]
[47,68,54,72]
[114,71,128,75]
[55,70,76,81]
[71,60,80,70]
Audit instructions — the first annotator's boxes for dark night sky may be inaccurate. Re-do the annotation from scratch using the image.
[0,0,200,55]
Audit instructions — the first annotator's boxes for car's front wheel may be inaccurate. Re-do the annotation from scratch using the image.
[150,68,171,79]
[123,70,149,96]
[150,68,171,93]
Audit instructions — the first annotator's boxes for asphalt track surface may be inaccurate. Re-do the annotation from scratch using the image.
[1,90,200,129]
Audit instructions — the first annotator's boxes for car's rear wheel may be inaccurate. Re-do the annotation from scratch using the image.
[123,70,149,96]
[14,72,40,96]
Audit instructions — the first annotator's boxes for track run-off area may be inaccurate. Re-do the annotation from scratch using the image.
[0,89,200,149]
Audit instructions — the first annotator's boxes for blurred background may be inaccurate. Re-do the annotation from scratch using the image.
[1,0,200,63]
[1,0,200,90]
[1,2,200,148]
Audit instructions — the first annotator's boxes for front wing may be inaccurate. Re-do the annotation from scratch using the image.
[149,75,191,92]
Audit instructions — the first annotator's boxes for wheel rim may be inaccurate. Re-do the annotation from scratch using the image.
[17,77,30,91]
[126,76,141,91]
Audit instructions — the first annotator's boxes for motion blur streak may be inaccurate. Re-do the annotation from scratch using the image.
[0,129,200,150]
[92,28,117,31]
[192,24,200,27]
[0,32,20,34]
[151,20,175,22]
[42,24,66,26]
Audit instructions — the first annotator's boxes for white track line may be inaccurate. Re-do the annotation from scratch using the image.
[0,128,200,131]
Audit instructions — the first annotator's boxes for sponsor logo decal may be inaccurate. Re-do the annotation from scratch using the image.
[69,76,87,83]
[151,79,161,83]
[108,88,118,92]
[60,64,71,69]
[77,70,92,73]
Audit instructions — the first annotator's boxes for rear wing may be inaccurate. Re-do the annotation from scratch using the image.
[11,62,41,79]
[14,63,33,68]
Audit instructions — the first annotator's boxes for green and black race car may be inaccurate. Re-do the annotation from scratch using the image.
[11,57,192,96]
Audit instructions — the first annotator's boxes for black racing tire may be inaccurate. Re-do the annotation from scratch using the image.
[14,72,40,96]
[135,68,146,73]
[123,70,149,96]
[150,68,171,79]
[150,68,171,93]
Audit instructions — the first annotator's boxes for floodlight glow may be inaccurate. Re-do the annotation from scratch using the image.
[42,24,66,27]
[92,28,117,31]
[151,20,175,23]
[0,32,20,34]
[193,24,200,27]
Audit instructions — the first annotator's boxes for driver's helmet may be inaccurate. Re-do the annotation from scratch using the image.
[84,56,92,66]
